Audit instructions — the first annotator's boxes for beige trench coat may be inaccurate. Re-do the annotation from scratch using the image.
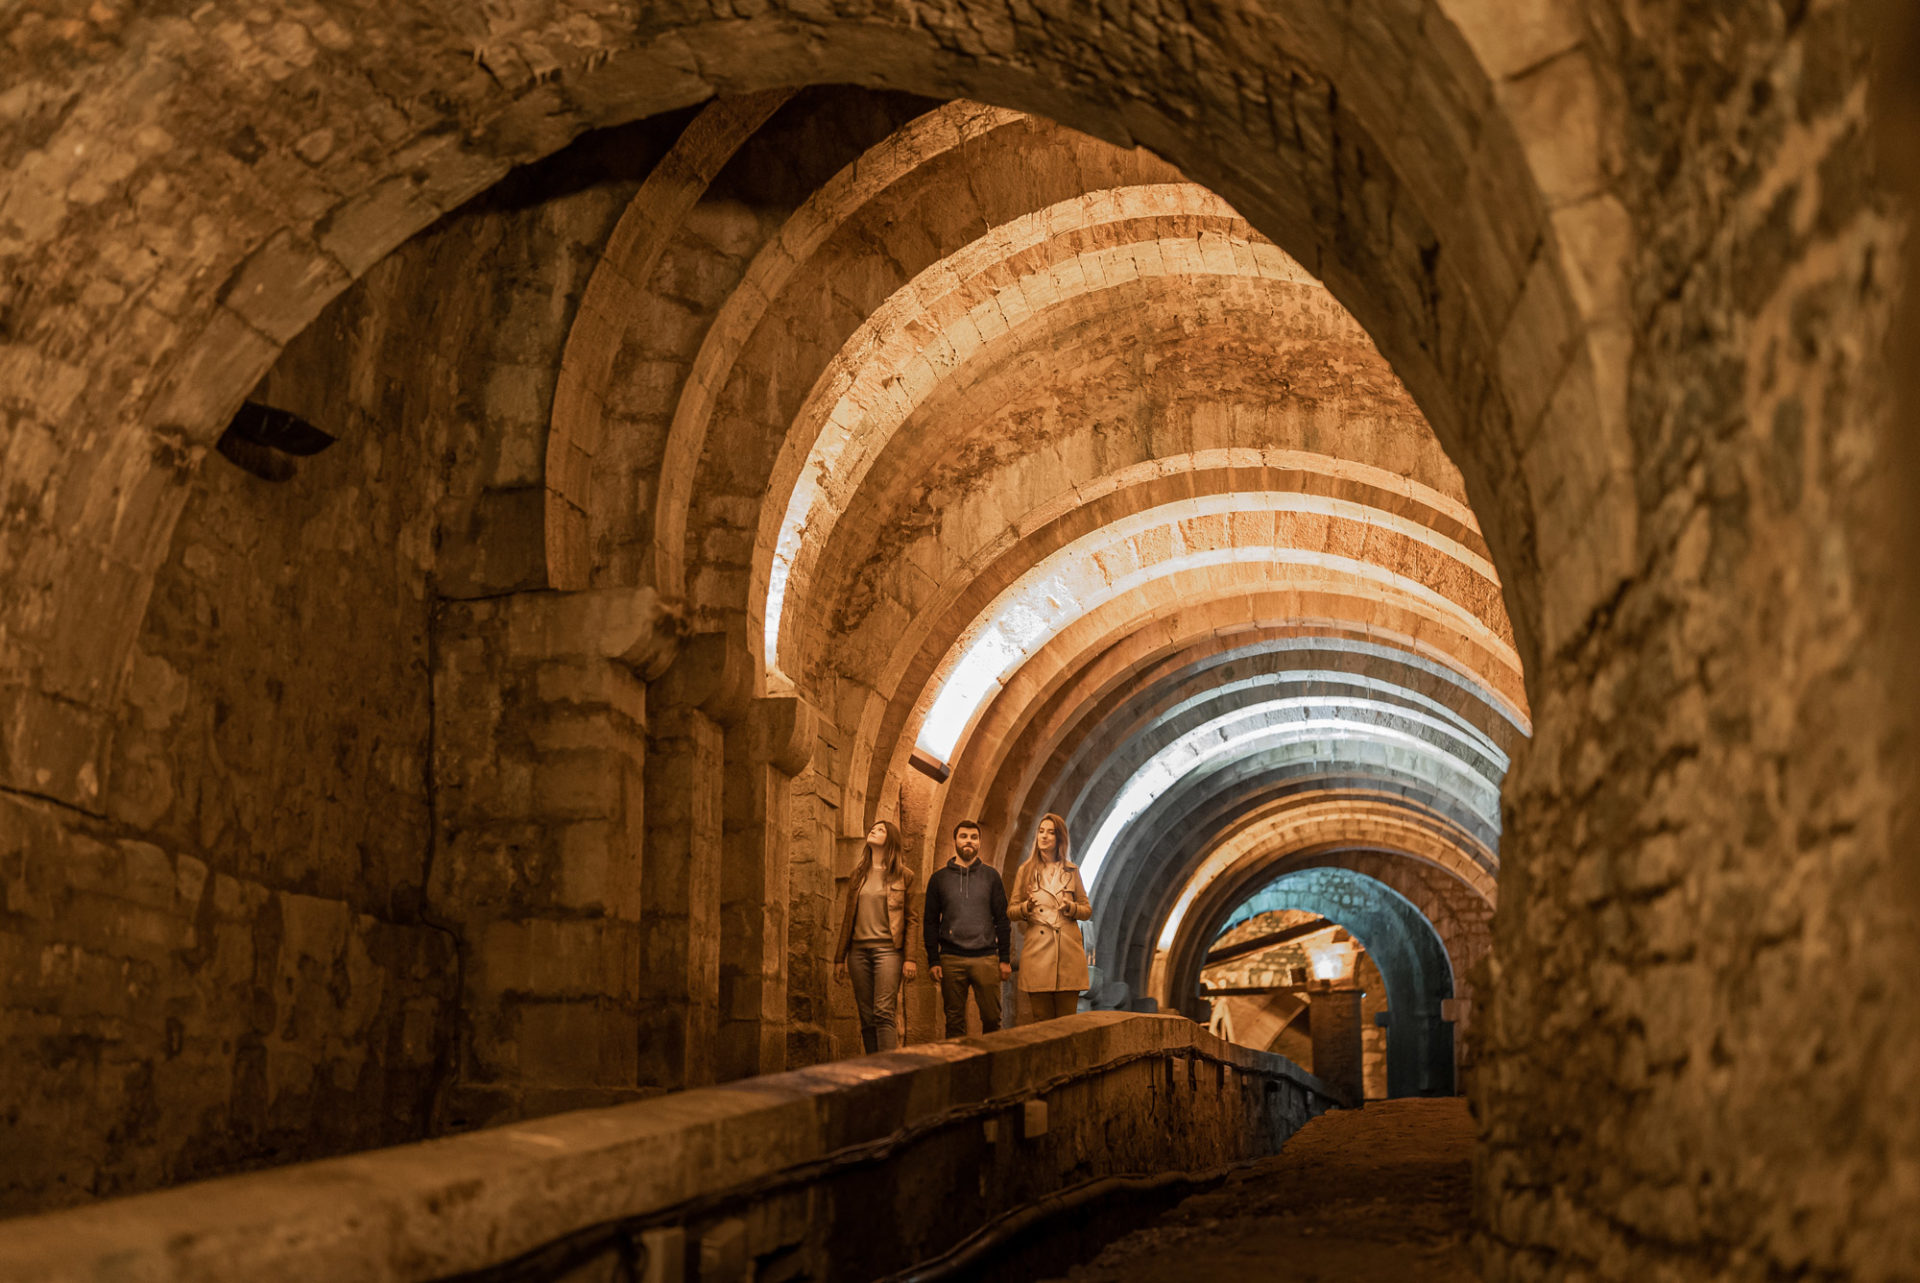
[1008,857,1092,993]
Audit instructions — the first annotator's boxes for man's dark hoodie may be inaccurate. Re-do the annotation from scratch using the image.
[924,857,1012,967]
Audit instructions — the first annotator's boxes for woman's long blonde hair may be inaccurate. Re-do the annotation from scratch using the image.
[1027,812,1071,866]
[864,818,904,876]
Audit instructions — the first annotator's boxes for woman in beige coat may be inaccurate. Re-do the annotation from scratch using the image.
[1008,812,1092,1021]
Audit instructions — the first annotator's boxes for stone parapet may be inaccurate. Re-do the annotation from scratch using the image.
[0,1013,1343,1283]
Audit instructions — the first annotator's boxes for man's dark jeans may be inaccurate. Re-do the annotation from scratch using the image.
[939,953,1002,1036]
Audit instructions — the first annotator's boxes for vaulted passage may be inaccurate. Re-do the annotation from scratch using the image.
[2,5,1918,1281]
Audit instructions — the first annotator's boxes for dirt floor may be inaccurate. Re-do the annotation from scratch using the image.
[1041,1098,1477,1282]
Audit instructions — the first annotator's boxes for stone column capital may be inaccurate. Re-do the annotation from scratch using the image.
[498,586,686,678]
[750,694,818,777]
[652,632,753,724]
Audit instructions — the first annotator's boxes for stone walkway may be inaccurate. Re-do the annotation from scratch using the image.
[1044,1098,1477,1282]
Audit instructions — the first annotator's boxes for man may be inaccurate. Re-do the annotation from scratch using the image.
[924,819,1013,1036]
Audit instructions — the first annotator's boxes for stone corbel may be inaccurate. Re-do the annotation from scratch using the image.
[500,585,686,676]
[609,592,688,682]
[750,695,817,778]
[650,631,753,724]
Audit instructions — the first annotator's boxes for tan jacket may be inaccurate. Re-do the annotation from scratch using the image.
[1008,858,1092,992]
[833,858,921,962]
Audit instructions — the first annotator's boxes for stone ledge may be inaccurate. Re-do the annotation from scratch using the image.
[0,1013,1338,1283]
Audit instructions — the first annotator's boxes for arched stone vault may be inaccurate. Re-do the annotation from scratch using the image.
[905,494,1513,754]
[757,184,1316,678]
[1103,768,1496,968]
[1028,641,1522,824]
[1140,794,1497,994]
[884,577,1517,836]
[541,89,1529,1117]
[4,5,1912,1281]
[0,0,1632,819]
[544,88,795,588]
[762,235,1466,682]
[661,107,1188,616]
[965,626,1527,840]
[704,99,1528,1113]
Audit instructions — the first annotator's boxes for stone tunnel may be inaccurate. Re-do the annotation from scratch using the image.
[3,3,1920,1281]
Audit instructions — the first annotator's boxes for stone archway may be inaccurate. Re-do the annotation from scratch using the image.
[1209,866,1458,1097]
[3,7,1910,1280]
[1,3,1627,815]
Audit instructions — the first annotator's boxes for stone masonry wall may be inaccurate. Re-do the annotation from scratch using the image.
[0,102,713,1210]
[784,719,847,1069]
[0,260,463,1215]
[429,591,660,1128]
[0,791,456,1217]
[1477,4,1920,1278]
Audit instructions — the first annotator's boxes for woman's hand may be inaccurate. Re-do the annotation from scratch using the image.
[904,959,919,981]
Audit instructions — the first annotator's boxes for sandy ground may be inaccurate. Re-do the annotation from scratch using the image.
[1042,1098,1477,1283]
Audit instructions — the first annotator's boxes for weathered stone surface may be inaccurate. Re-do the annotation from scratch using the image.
[0,792,455,1216]
[0,1013,1337,1283]
[431,592,653,1128]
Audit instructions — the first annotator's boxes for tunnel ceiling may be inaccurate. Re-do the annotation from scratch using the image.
[535,95,1529,1013]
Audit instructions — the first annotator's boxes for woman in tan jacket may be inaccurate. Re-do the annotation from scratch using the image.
[833,819,920,1052]
[1008,813,1092,1021]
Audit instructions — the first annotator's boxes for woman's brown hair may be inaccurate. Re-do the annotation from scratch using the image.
[1028,812,1071,865]
[865,818,904,875]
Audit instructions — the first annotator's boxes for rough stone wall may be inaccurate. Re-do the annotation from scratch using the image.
[0,790,457,1217]
[1478,4,1920,1278]
[0,114,691,1210]
[0,261,463,1214]
[429,592,659,1126]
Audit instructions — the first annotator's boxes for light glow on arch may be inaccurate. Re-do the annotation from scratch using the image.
[1143,796,1503,971]
[912,491,1513,764]
[1076,701,1504,899]
[758,182,1306,686]
[1152,668,1513,773]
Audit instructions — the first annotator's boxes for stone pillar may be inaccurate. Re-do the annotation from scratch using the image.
[784,718,845,1068]
[717,694,817,1081]
[1310,985,1367,1107]
[429,587,680,1129]
[641,634,748,1090]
